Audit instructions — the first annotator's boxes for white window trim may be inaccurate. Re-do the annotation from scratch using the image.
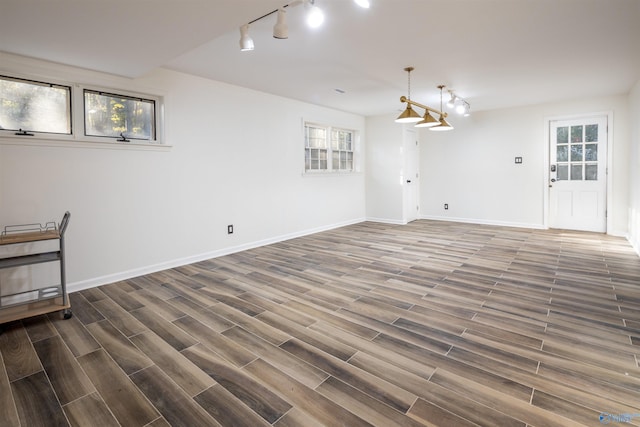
[0,72,168,151]
[303,120,360,175]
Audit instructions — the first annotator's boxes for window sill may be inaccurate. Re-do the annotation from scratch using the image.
[302,171,362,177]
[0,136,172,152]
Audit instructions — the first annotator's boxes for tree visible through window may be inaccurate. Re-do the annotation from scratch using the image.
[0,75,71,134]
[84,90,155,141]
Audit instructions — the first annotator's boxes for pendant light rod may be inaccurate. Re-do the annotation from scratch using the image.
[400,96,446,118]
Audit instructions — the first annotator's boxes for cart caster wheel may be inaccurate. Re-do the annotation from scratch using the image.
[63,310,73,320]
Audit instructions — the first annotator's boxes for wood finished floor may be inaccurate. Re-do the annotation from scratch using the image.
[2,220,640,427]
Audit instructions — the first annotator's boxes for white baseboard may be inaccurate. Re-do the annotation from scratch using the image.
[419,215,546,230]
[67,217,366,293]
[365,217,407,225]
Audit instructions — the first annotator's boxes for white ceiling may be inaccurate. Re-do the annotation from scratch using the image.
[1,0,639,116]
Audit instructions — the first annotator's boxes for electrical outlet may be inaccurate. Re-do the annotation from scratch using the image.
[515,157,523,164]
[444,203,449,210]
[227,225,234,234]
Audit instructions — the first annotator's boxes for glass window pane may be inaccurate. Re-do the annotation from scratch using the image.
[0,75,71,134]
[570,144,583,161]
[85,90,155,140]
[571,126,583,143]
[585,144,598,161]
[571,164,583,180]
[556,146,568,162]
[585,164,597,180]
[585,124,598,142]
[557,165,568,180]
[556,127,568,144]
[332,152,339,169]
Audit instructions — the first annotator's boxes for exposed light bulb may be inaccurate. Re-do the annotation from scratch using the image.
[306,1,325,28]
[354,0,370,8]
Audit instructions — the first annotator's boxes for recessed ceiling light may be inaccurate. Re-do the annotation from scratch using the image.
[354,0,370,8]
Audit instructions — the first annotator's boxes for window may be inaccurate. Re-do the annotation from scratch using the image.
[84,90,155,141]
[305,123,355,172]
[0,75,71,135]
[555,124,599,181]
[0,73,163,146]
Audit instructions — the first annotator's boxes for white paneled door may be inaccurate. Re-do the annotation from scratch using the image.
[404,129,419,223]
[549,116,607,232]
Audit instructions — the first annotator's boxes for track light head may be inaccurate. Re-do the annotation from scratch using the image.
[305,0,325,28]
[239,24,254,51]
[273,9,288,39]
[446,93,456,109]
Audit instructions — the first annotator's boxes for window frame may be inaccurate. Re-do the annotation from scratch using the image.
[304,121,358,175]
[0,74,73,137]
[0,72,165,147]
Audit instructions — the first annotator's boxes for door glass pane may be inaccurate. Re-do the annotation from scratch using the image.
[571,126,583,143]
[571,164,583,180]
[557,165,568,180]
[585,164,597,180]
[585,124,598,142]
[556,127,568,144]
[585,144,598,161]
[570,145,583,161]
[556,146,568,162]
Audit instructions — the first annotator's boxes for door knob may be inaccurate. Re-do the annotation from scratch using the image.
[406,180,412,183]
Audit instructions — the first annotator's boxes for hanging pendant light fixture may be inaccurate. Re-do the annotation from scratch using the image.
[395,67,422,123]
[429,85,454,131]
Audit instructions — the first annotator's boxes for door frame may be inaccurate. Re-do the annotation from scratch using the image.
[543,111,614,232]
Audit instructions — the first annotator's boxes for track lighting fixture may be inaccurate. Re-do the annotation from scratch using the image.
[273,9,288,39]
[447,89,471,116]
[239,24,254,51]
[239,0,332,51]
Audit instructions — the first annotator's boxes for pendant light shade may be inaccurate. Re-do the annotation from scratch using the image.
[429,115,454,131]
[239,24,254,51]
[273,9,288,39]
[414,111,440,128]
[395,105,422,123]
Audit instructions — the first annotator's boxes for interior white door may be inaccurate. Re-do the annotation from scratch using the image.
[549,116,607,232]
[404,129,419,223]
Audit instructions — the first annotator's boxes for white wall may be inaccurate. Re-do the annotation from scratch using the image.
[628,79,640,254]
[0,53,366,291]
[365,114,405,223]
[419,95,631,234]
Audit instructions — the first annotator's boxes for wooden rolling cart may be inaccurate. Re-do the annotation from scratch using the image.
[0,212,72,329]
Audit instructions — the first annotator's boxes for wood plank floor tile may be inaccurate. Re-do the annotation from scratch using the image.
[222,326,328,388]
[92,297,148,338]
[194,384,271,427]
[0,351,20,427]
[182,344,292,423]
[131,306,198,351]
[11,371,69,427]
[130,365,220,427]
[129,331,215,397]
[47,314,101,357]
[63,392,120,427]
[32,335,95,405]
[86,319,153,375]
[0,321,42,382]
[77,349,159,427]
[245,358,374,427]
[173,315,256,367]
[21,314,58,342]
